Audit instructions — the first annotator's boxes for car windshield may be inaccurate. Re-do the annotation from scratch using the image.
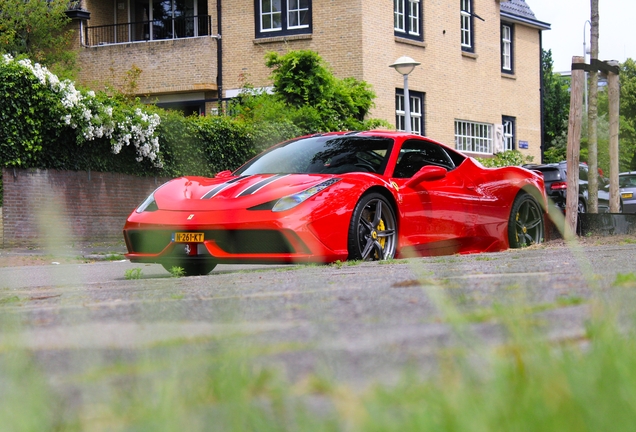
[234,136,394,176]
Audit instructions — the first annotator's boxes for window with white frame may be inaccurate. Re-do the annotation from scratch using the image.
[256,0,311,38]
[502,116,515,150]
[501,24,513,72]
[460,0,473,51]
[394,0,423,41]
[396,89,424,135]
[455,120,492,154]
[288,0,309,28]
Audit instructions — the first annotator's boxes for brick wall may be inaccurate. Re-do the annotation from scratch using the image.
[77,37,218,96]
[1,168,170,247]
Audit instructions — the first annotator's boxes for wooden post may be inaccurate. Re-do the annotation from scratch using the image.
[588,0,600,213]
[608,60,620,213]
[565,56,585,238]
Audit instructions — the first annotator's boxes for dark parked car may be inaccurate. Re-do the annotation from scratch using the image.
[619,172,636,213]
[523,162,614,213]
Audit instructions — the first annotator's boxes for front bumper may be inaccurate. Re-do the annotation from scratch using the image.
[123,207,351,265]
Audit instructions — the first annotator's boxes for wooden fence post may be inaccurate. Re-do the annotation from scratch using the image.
[607,60,620,213]
[565,57,585,238]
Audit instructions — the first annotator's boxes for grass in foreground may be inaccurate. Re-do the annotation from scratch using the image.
[3,275,636,430]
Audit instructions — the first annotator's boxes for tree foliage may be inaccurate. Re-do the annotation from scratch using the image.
[541,51,636,172]
[590,58,636,172]
[0,0,76,77]
[617,59,636,170]
[541,49,570,160]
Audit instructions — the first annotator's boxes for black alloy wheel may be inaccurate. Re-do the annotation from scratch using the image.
[348,193,397,261]
[508,192,544,248]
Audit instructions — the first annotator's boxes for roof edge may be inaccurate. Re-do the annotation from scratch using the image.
[500,11,551,30]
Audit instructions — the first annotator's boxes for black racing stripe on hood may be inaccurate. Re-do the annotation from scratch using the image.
[201,176,250,199]
[236,174,289,197]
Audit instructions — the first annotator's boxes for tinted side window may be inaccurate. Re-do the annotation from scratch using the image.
[393,140,456,178]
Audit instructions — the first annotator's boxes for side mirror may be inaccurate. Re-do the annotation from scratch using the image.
[215,170,232,178]
[405,165,447,188]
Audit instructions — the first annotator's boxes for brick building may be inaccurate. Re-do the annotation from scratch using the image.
[67,0,550,161]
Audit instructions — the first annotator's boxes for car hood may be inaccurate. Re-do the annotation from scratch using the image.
[152,174,342,211]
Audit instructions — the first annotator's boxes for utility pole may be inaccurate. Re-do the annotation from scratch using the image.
[587,0,600,213]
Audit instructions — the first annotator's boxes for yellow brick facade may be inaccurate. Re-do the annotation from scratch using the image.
[73,0,547,161]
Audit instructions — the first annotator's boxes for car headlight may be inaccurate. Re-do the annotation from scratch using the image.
[136,192,159,213]
[272,178,341,212]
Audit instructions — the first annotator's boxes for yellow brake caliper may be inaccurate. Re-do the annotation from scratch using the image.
[374,217,386,259]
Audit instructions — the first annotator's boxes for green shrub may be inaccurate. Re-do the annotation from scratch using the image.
[0,56,62,168]
[231,50,390,134]
[193,115,257,173]
[157,110,210,178]
[477,150,532,168]
[0,55,162,172]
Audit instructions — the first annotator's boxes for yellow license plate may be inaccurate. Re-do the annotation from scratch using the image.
[173,232,204,243]
[622,192,633,199]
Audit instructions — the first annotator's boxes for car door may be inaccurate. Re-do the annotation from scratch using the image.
[390,139,483,252]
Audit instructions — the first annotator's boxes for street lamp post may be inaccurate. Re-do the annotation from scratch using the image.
[389,56,421,133]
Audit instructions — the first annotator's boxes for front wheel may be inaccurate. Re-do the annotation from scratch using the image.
[348,193,397,261]
[508,192,544,248]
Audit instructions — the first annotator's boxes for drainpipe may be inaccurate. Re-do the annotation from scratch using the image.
[216,0,223,112]
[539,30,545,163]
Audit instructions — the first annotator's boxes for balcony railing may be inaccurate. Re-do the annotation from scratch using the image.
[85,15,212,47]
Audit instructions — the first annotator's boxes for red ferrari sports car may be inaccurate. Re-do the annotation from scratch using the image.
[124,130,546,275]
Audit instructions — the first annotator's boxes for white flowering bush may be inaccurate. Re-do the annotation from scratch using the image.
[1,54,162,167]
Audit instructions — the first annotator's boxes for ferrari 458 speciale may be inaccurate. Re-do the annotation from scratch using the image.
[123,130,546,275]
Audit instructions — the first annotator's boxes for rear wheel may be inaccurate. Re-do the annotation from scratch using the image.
[162,261,217,276]
[508,192,544,248]
[348,193,397,261]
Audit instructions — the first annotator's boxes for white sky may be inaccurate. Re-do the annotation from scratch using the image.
[527,0,634,73]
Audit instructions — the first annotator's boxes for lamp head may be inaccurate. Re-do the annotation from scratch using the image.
[389,56,421,76]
